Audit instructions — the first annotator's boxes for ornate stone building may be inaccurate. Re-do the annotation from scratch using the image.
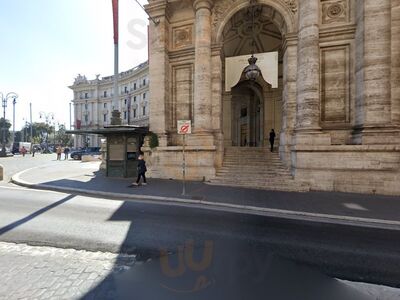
[70,62,149,148]
[144,0,400,195]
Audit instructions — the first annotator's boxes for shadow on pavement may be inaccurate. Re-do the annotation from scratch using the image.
[0,194,76,236]
[78,201,378,300]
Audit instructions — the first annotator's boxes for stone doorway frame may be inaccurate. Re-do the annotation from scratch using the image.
[214,0,298,164]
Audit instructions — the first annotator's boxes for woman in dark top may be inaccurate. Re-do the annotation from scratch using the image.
[133,154,147,186]
[269,129,276,152]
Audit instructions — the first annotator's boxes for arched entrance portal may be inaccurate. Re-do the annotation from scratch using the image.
[231,81,265,147]
[221,4,284,149]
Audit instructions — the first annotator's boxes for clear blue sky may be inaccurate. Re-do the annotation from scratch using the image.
[0,0,149,130]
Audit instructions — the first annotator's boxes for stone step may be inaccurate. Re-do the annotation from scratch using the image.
[220,167,286,171]
[212,147,305,192]
[221,162,284,166]
[207,182,309,192]
[216,170,292,175]
[223,157,281,161]
[213,177,295,182]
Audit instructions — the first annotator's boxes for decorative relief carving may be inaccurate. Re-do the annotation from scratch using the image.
[173,25,193,49]
[322,0,348,24]
[283,0,297,13]
[212,0,238,33]
[211,0,296,38]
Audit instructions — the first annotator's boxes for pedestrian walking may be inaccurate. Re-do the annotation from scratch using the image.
[269,129,276,152]
[132,154,147,186]
[64,147,70,160]
[56,145,62,160]
[21,146,27,157]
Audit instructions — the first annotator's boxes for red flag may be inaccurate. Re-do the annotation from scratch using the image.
[112,0,118,44]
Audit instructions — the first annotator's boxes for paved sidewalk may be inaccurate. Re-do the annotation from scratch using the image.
[1,242,399,300]
[0,242,135,300]
[11,160,400,227]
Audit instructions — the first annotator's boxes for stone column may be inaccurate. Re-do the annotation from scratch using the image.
[295,0,321,132]
[294,0,331,145]
[146,0,170,146]
[193,0,213,133]
[363,0,391,125]
[281,35,297,162]
[353,0,394,144]
[392,0,400,125]
[211,45,224,167]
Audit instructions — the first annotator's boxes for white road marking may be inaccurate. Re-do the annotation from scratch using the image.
[343,203,369,211]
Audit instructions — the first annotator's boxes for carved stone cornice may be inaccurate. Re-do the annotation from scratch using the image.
[145,0,171,21]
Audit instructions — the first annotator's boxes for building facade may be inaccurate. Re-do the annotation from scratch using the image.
[70,61,149,148]
[143,0,400,195]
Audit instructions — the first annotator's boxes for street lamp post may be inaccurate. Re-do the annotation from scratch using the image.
[12,98,17,144]
[0,92,18,157]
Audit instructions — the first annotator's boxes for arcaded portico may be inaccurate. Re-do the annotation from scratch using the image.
[143,0,400,195]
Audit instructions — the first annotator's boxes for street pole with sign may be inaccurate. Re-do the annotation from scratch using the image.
[177,120,191,196]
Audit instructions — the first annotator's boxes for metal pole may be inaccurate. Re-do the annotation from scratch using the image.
[30,102,33,142]
[113,43,119,111]
[22,119,26,142]
[12,99,16,143]
[1,96,5,156]
[182,134,186,196]
[69,102,72,130]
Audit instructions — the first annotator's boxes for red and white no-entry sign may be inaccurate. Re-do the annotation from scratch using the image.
[177,120,192,135]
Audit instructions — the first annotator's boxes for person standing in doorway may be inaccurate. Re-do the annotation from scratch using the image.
[269,129,276,152]
[132,154,147,186]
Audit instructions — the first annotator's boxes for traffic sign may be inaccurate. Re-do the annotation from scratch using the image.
[177,120,191,135]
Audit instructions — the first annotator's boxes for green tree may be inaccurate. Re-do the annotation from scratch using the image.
[21,122,53,143]
[55,124,73,146]
[0,118,11,145]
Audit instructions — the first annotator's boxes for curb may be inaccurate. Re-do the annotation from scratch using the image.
[10,167,400,231]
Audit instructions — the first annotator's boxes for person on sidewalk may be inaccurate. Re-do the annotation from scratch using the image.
[132,154,147,186]
[64,147,70,160]
[56,145,62,160]
[21,146,27,157]
[269,129,276,152]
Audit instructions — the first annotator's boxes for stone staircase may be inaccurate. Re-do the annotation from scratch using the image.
[209,147,309,192]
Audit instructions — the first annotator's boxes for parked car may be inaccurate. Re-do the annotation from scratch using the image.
[0,147,13,157]
[70,147,101,160]
[32,144,42,152]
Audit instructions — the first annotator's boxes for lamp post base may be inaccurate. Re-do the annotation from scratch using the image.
[110,110,122,126]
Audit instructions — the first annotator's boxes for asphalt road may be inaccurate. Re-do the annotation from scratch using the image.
[0,153,60,182]
[0,184,399,294]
